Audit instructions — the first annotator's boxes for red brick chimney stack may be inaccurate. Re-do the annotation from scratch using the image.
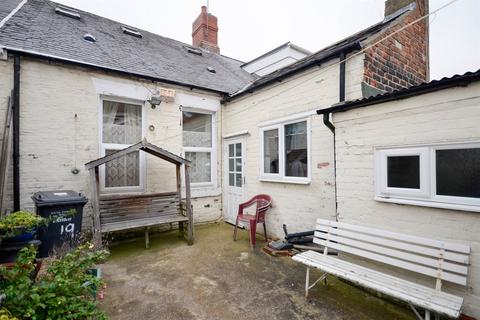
[192,6,220,53]
[363,0,429,96]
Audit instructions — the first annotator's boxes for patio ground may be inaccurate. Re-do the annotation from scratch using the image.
[99,222,414,320]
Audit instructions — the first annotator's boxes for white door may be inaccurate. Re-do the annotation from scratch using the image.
[223,138,246,224]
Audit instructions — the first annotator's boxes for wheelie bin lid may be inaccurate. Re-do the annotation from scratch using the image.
[32,190,88,207]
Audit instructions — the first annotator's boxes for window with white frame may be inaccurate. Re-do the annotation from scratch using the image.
[101,99,144,190]
[260,119,310,183]
[375,142,480,211]
[182,110,215,185]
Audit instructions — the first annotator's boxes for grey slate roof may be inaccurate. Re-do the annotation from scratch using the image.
[0,0,255,94]
[228,5,413,100]
[0,0,23,23]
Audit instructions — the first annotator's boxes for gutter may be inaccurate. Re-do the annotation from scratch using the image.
[5,48,227,96]
[13,54,20,211]
[318,69,480,115]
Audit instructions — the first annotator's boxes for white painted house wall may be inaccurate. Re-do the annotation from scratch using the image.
[223,53,365,238]
[241,44,311,76]
[333,82,480,317]
[0,57,223,226]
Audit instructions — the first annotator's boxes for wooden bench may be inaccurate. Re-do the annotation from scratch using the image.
[99,192,189,248]
[292,219,470,320]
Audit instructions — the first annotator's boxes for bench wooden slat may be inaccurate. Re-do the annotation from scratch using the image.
[101,215,188,233]
[314,231,469,275]
[99,196,179,207]
[315,224,469,264]
[100,203,179,215]
[314,238,467,285]
[100,210,181,223]
[317,219,470,254]
[99,192,177,201]
[296,250,461,306]
[293,251,463,318]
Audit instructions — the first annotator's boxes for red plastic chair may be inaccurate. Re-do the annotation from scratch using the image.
[233,194,272,248]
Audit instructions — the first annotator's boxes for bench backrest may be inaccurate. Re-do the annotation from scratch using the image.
[314,219,470,287]
[99,192,181,225]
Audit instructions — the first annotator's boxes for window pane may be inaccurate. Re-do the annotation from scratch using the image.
[229,159,234,172]
[264,129,279,174]
[229,144,234,157]
[103,101,142,144]
[185,152,211,183]
[229,173,234,186]
[436,148,480,198]
[285,121,307,177]
[183,112,212,147]
[105,150,140,188]
[387,156,420,189]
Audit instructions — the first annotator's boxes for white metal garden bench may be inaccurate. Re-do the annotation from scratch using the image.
[292,219,470,320]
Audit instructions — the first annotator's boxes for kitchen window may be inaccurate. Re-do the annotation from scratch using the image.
[260,119,310,184]
[375,143,480,211]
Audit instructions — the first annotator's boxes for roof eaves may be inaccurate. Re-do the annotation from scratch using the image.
[6,46,227,95]
[317,70,480,115]
[226,41,362,102]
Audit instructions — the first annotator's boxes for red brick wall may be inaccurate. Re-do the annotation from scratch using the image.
[364,0,429,93]
[192,6,220,53]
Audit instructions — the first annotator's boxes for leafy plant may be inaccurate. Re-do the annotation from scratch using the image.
[0,211,45,238]
[0,308,19,320]
[0,243,110,319]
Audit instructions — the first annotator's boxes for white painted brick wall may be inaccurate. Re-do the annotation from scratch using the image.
[222,54,365,238]
[0,57,223,229]
[333,82,480,317]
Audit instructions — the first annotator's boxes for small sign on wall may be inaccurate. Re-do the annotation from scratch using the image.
[160,88,176,102]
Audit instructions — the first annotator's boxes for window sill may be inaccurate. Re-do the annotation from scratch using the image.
[374,196,480,213]
[191,187,221,198]
[259,176,311,185]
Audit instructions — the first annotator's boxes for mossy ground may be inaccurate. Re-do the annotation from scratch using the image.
[99,222,414,320]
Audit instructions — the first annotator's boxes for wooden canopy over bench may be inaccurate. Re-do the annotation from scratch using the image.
[85,139,194,247]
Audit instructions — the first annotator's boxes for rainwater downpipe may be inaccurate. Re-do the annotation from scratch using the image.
[13,54,20,211]
[318,51,346,221]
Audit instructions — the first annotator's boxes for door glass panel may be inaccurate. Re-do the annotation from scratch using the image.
[436,148,480,198]
[236,174,242,187]
[229,159,234,171]
[387,155,420,189]
[235,158,242,172]
[229,173,235,186]
[229,144,234,157]
[235,143,242,156]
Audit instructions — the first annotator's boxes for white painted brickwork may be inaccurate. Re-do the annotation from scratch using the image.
[223,54,365,237]
[333,82,480,317]
[0,57,223,229]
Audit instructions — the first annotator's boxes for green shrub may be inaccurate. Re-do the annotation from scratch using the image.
[0,243,109,319]
[0,211,45,238]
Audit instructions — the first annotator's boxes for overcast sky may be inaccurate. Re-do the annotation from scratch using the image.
[55,0,479,80]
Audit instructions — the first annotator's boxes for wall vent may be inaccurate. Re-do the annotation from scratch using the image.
[121,26,142,38]
[55,6,81,19]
